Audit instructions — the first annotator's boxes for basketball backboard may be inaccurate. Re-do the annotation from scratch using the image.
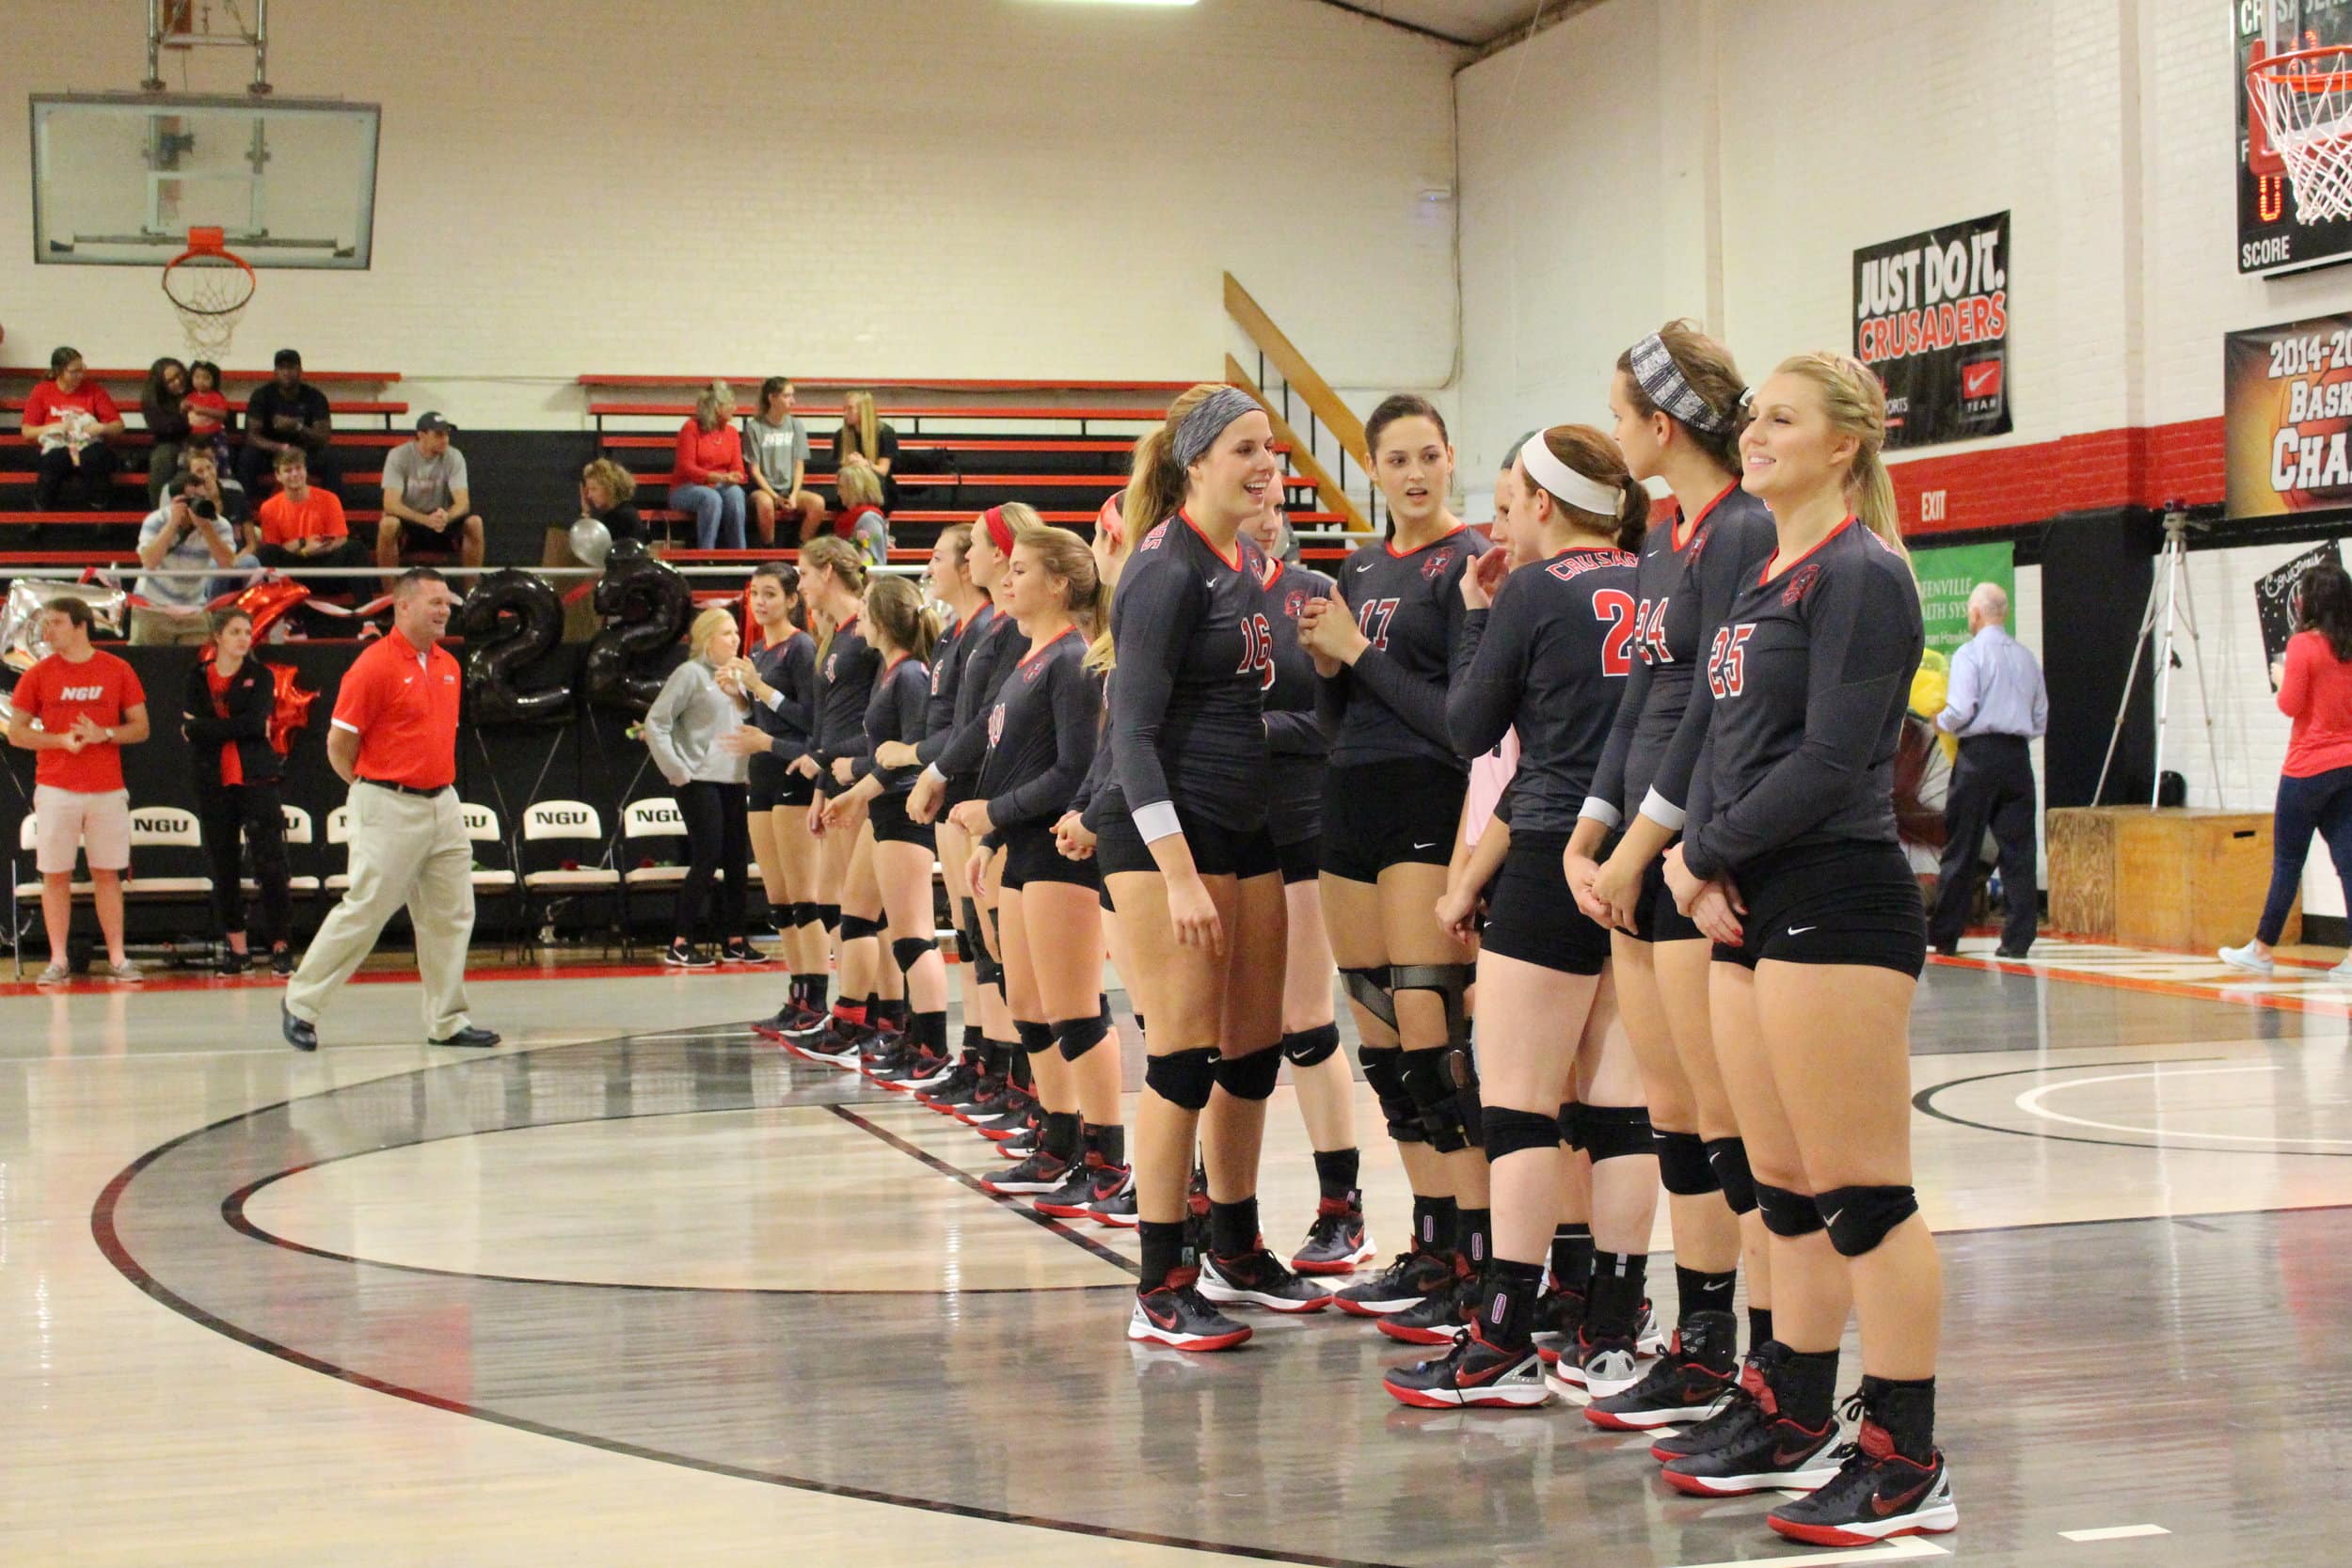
[30,93,378,269]
[2238,0,2352,274]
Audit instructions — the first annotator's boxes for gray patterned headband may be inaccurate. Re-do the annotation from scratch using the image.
[1629,332,1737,436]
[1172,386,1263,468]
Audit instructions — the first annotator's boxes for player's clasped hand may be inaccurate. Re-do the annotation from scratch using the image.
[1168,871,1223,952]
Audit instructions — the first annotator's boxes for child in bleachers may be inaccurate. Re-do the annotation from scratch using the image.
[183,361,233,469]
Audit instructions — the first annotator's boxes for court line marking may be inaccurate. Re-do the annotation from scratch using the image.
[2058,1524,2169,1543]
[1929,951,2352,1019]
[2014,1063,2352,1148]
[1915,1057,2352,1160]
[1670,1533,1947,1567]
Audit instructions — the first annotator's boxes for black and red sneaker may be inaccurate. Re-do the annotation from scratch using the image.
[917,1055,982,1110]
[1291,1195,1375,1275]
[979,1146,1072,1196]
[1381,1327,1549,1408]
[1083,1169,1137,1228]
[1332,1247,1456,1318]
[974,1093,1038,1142]
[1584,1309,1738,1430]
[1374,1259,1472,1344]
[1766,1403,1956,1547]
[946,1071,1009,1124]
[1659,1355,1840,1497]
[1197,1243,1331,1313]
[792,1019,868,1068]
[755,999,826,1041]
[1530,1284,1587,1365]
[1128,1268,1251,1352]
[1031,1156,1128,1219]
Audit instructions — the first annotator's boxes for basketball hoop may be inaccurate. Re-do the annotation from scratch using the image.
[162,227,256,355]
[2249,43,2352,223]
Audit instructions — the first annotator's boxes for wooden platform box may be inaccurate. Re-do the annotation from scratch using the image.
[2048,806,2293,952]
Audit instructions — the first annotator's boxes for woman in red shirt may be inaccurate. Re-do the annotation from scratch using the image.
[24,346,125,512]
[181,608,295,976]
[2223,561,2352,979]
[671,381,748,550]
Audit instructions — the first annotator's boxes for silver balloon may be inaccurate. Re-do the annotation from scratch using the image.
[568,515,613,569]
[3,579,130,671]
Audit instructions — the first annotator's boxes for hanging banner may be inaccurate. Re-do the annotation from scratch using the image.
[2225,311,2352,518]
[1912,540,2016,661]
[1853,211,2011,451]
[2255,540,2344,687]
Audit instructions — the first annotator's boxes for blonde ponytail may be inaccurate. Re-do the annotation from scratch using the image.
[1773,352,1911,570]
[1093,385,1229,673]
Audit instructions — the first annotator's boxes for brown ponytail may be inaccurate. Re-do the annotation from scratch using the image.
[1615,320,1745,476]
[1524,424,1647,554]
[1016,523,1105,641]
[864,572,939,663]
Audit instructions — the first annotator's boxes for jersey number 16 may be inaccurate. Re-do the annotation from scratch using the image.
[1235,611,1276,689]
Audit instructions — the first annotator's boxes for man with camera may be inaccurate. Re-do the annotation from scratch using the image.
[133,477,261,646]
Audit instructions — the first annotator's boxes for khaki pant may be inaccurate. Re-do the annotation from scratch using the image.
[286,781,476,1038]
[129,606,214,646]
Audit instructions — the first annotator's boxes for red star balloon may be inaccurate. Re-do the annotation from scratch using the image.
[233,579,311,641]
[267,661,318,755]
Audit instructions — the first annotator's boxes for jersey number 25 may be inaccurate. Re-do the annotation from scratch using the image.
[1707,624,1756,699]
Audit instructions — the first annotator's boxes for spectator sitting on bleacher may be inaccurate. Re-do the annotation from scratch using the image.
[133,476,259,646]
[834,389,900,513]
[833,457,892,568]
[6,595,150,984]
[672,381,748,550]
[257,449,371,579]
[580,458,643,546]
[183,360,233,468]
[24,347,125,512]
[140,356,192,507]
[377,413,485,575]
[745,377,822,548]
[238,348,338,501]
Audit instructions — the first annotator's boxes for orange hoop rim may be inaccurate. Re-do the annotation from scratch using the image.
[161,227,255,316]
[2250,42,2352,95]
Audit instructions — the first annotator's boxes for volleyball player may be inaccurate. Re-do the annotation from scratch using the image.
[1565,324,1784,1431]
[949,527,1130,1220]
[723,565,826,1030]
[1297,396,1493,1326]
[1381,427,1645,1407]
[1647,354,1952,1546]
[1244,482,1371,1273]
[1106,384,1318,1352]
[820,576,947,1078]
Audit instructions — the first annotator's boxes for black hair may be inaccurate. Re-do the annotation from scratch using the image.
[145,356,187,407]
[274,347,302,368]
[2298,561,2352,662]
[187,359,222,390]
[758,375,791,411]
[49,345,81,376]
[1366,393,1449,459]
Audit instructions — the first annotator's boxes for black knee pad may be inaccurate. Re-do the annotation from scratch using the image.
[1754,1181,1826,1238]
[954,927,975,964]
[818,903,841,933]
[891,936,934,976]
[1557,1102,1582,1150]
[1359,1045,1423,1145]
[1016,1021,1056,1057]
[1213,1045,1282,1101]
[1816,1184,1919,1258]
[791,901,821,929]
[1054,1012,1109,1063]
[1400,1047,1472,1153]
[1280,1022,1341,1068]
[839,912,882,942]
[1481,1104,1562,1163]
[1390,962,1473,1051]
[1656,1131,1720,1196]
[1145,1046,1217,1111]
[1340,967,1397,1033]
[1704,1136,1757,1215]
[974,954,1004,990]
[1576,1103,1656,1164]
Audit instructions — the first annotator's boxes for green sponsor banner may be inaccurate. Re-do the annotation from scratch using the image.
[1913,540,2014,660]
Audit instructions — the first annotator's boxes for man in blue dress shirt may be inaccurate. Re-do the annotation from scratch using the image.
[1930,582,2048,958]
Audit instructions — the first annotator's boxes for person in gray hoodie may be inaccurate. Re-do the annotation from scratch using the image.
[644,606,758,966]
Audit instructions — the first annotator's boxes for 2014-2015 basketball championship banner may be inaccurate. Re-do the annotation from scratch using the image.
[1853,211,2011,451]
[2226,311,2352,517]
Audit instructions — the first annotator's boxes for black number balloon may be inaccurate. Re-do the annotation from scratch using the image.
[454,567,571,724]
[584,543,691,714]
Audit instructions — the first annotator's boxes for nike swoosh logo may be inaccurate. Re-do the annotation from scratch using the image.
[1772,1446,1824,1468]
[1355,562,1376,572]
[1413,841,1438,850]
[1869,1480,1932,1517]
[1787,925,1816,935]
[1823,1208,1845,1228]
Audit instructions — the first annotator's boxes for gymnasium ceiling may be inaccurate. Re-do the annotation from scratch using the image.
[1311,0,1569,50]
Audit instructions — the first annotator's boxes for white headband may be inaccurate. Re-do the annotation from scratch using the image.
[1518,434,1623,518]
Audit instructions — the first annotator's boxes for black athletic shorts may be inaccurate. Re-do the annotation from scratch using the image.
[1480,830,1611,975]
[1095,803,1280,880]
[1320,759,1467,882]
[1710,840,1927,978]
[1628,846,1702,943]
[1276,832,1321,886]
[1001,821,1101,893]
[748,755,816,811]
[868,793,936,850]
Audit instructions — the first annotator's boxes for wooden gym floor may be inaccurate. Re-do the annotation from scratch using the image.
[3,937,2348,1566]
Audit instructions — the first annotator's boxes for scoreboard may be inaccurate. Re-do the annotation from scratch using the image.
[2238,0,2352,275]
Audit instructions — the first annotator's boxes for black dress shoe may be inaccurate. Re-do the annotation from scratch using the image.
[1994,945,2033,959]
[429,1024,501,1049]
[281,1003,319,1053]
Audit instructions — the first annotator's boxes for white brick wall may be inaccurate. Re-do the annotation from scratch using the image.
[0,0,1461,427]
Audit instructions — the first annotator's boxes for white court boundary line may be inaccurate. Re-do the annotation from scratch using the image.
[1671,1534,1947,1568]
[2015,1063,2352,1149]
[2058,1524,2170,1542]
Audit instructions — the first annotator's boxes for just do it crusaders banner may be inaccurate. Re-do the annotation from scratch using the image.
[2226,312,2352,518]
[1854,211,2012,451]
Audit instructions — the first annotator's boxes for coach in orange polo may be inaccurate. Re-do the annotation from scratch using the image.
[281,567,497,1052]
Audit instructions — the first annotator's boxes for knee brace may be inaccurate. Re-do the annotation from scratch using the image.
[891,936,934,977]
[1144,1046,1217,1111]
[1656,1130,1720,1196]
[1340,967,1397,1033]
[839,912,882,942]
[1703,1136,1757,1215]
[1576,1103,1656,1164]
[1359,1045,1423,1145]
[1280,1022,1341,1069]
[1054,1011,1109,1063]
[1816,1184,1919,1258]
[1390,962,1473,1051]
[1400,1046,1476,1153]
[1557,1102,1582,1150]
[1481,1104,1562,1163]
[818,903,841,934]
[974,954,1004,990]
[1754,1181,1826,1238]
[1016,1021,1056,1058]
[1213,1046,1282,1101]
[791,901,821,929]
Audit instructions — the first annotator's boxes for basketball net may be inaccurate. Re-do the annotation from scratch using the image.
[2249,44,2352,224]
[162,228,256,355]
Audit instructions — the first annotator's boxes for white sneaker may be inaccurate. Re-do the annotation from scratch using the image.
[2217,942,2274,976]
[34,961,70,985]
[103,959,144,983]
